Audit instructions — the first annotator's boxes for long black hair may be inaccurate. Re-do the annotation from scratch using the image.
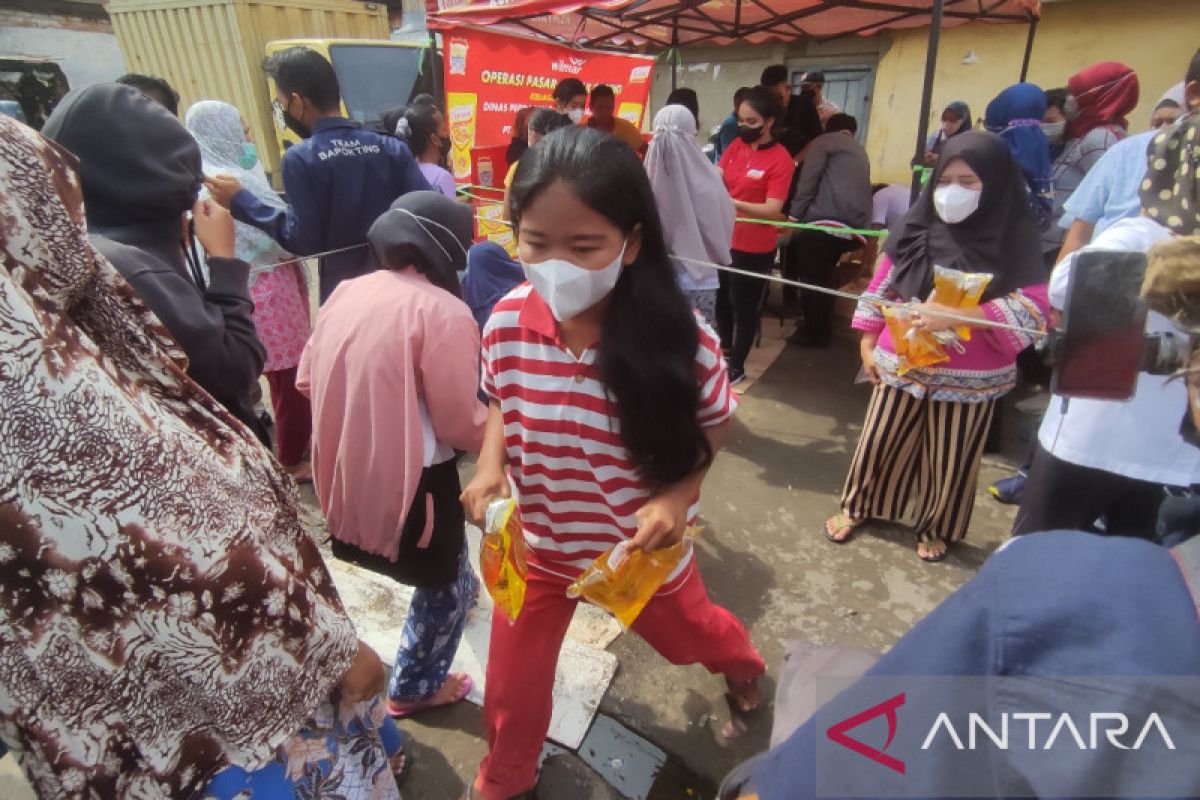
[509,126,712,489]
[395,102,442,159]
[739,85,784,140]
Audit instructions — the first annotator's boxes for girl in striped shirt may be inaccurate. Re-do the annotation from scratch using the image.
[460,127,765,800]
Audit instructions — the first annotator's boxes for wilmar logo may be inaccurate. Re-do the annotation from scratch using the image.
[550,56,586,75]
[629,65,652,83]
[826,692,906,774]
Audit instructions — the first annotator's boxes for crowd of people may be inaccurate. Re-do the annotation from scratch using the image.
[1,36,1200,800]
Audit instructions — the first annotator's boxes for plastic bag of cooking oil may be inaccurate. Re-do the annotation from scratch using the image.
[566,528,700,629]
[882,306,949,375]
[481,497,529,623]
[932,267,993,341]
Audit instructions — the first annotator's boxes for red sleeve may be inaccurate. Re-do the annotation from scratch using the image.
[480,316,501,403]
[694,320,738,427]
[765,148,796,202]
[718,140,736,172]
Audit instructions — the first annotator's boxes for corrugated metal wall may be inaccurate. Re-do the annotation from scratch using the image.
[108,0,389,180]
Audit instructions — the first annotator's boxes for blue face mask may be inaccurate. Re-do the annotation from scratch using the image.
[238,143,259,170]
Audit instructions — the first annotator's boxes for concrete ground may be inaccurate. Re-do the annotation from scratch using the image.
[0,318,1038,799]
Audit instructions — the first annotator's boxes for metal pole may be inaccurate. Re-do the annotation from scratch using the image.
[910,0,945,203]
[670,15,679,91]
[430,32,444,106]
[1019,15,1038,82]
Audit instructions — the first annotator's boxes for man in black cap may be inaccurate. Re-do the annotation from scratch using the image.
[800,71,840,125]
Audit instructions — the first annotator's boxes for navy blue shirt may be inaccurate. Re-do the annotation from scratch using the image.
[231,117,430,302]
[741,532,1200,799]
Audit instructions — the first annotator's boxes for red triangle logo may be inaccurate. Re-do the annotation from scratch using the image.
[826,692,906,774]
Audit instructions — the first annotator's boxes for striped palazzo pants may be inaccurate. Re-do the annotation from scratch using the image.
[841,383,996,544]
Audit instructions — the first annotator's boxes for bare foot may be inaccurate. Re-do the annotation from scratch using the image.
[287,460,313,483]
[721,677,763,738]
[917,540,948,562]
[429,672,471,704]
[825,512,863,543]
[387,673,474,718]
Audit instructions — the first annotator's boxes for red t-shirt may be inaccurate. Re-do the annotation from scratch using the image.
[719,137,796,254]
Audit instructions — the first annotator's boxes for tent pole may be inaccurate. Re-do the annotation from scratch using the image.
[430,31,444,106]
[1019,15,1038,82]
[910,0,944,203]
[671,15,679,91]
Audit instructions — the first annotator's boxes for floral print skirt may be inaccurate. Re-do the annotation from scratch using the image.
[202,697,404,799]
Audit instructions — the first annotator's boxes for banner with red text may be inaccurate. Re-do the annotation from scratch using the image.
[443,26,655,181]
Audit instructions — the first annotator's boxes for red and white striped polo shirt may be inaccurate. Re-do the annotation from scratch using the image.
[481,284,737,588]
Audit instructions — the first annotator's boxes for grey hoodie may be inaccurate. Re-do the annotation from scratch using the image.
[44,84,268,444]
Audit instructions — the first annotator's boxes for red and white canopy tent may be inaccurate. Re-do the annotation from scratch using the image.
[427,0,1043,195]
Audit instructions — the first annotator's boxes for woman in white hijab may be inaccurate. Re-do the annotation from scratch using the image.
[644,103,736,324]
[186,100,314,480]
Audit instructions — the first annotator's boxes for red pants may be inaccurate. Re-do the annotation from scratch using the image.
[265,366,311,467]
[477,563,765,799]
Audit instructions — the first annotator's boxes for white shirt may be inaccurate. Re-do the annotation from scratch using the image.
[871,184,911,229]
[1039,217,1200,486]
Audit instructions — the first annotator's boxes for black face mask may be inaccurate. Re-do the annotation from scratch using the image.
[283,110,311,140]
[738,124,764,144]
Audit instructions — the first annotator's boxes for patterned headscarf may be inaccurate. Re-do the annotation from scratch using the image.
[0,116,357,797]
[1140,113,1200,237]
[185,100,294,283]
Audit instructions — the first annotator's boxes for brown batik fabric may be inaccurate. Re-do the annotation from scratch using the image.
[0,118,358,796]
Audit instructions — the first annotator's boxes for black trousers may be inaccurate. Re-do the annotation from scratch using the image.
[716,248,775,372]
[1012,444,1179,539]
[789,229,856,345]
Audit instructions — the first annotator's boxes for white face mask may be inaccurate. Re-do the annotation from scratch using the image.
[523,243,626,321]
[568,108,585,124]
[933,184,982,225]
[1041,120,1066,144]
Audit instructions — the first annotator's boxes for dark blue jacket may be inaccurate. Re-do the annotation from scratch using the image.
[739,532,1200,799]
[231,117,430,302]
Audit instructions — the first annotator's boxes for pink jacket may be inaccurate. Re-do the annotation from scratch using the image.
[853,256,1050,402]
[298,268,487,559]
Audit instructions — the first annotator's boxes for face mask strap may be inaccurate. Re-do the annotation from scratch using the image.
[392,208,469,264]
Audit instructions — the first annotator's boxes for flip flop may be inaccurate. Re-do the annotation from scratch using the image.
[917,544,948,563]
[387,673,474,719]
[721,676,763,739]
[390,746,413,783]
[824,513,863,544]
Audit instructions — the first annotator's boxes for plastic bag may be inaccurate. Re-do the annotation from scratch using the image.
[882,306,949,375]
[481,497,529,622]
[932,267,993,341]
[566,528,700,629]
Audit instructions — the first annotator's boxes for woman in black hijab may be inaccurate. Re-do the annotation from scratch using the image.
[826,131,1051,562]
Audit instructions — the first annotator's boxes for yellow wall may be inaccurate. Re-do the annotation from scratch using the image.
[867,0,1200,183]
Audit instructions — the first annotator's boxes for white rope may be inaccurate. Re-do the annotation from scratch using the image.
[672,256,1049,338]
[253,225,1048,339]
